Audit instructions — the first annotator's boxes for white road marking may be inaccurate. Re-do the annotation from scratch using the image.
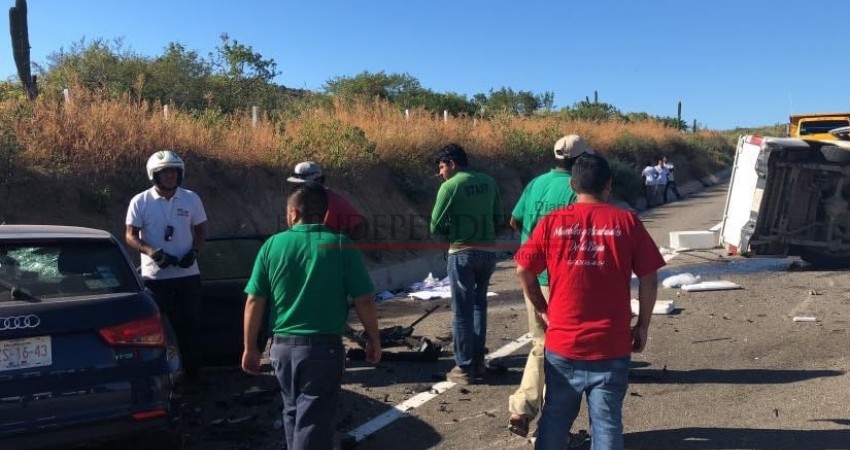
[485,333,532,361]
[788,292,818,319]
[347,381,455,442]
[346,333,533,443]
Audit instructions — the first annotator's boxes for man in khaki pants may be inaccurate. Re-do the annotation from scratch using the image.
[507,135,594,438]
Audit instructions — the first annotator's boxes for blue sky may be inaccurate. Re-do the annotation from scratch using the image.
[2,0,849,129]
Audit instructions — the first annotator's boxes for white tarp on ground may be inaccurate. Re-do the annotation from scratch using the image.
[407,273,498,300]
[408,286,499,300]
[680,280,742,292]
[631,299,676,315]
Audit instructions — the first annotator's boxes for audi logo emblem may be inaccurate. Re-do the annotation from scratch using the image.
[0,315,41,331]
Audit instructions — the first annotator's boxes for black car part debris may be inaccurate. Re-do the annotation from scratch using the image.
[346,305,442,362]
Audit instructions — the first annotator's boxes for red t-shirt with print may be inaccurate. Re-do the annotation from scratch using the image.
[324,188,365,238]
[515,202,665,360]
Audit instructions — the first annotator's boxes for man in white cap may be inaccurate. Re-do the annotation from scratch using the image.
[287,161,367,240]
[507,135,594,439]
[126,150,208,384]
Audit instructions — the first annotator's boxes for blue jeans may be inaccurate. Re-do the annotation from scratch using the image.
[536,350,630,450]
[269,334,345,450]
[447,249,498,370]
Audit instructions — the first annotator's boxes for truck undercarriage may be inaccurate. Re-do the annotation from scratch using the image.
[748,141,850,267]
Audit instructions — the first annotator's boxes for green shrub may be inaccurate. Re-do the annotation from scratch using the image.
[608,156,643,204]
[609,132,657,167]
[277,118,377,175]
[686,133,734,166]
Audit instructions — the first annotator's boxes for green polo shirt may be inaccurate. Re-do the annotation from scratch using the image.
[244,223,374,336]
[430,170,505,250]
[511,169,576,286]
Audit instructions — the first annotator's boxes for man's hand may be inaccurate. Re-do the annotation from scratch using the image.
[241,347,262,375]
[365,338,382,364]
[631,326,649,353]
[243,295,267,375]
[178,249,198,268]
[537,310,549,328]
[152,249,179,268]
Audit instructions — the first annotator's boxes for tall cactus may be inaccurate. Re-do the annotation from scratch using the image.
[594,90,598,104]
[9,0,36,100]
[676,102,682,123]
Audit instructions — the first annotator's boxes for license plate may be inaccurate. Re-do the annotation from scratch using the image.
[0,336,52,372]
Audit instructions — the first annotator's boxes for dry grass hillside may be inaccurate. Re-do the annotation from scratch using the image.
[0,87,733,267]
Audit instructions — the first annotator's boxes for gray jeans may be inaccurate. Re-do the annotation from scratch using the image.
[270,334,344,450]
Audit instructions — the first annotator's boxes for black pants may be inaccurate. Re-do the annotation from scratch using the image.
[644,185,657,207]
[270,334,344,450]
[665,181,682,201]
[145,275,202,376]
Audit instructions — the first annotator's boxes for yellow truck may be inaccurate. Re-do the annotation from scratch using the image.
[788,112,850,140]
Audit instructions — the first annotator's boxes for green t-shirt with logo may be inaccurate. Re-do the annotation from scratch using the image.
[430,170,505,250]
[244,224,374,336]
[511,169,576,285]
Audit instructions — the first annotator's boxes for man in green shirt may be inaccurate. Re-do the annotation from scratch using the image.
[242,183,381,450]
[507,135,595,438]
[430,143,505,385]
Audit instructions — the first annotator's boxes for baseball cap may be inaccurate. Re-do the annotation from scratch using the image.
[553,135,595,160]
[287,161,323,183]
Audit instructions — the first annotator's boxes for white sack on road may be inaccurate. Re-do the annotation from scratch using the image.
[662,273,700,288]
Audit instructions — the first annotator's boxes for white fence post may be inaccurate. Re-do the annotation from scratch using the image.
[443,110,448,123]
[252,106,259,128]
[405,109,409,121]
[163,104,169,121]
[62,88,70,103]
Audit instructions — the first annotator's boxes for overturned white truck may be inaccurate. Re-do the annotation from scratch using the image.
[720,129,850,268]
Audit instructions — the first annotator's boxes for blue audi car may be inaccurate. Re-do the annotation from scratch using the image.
[0,225,181,449]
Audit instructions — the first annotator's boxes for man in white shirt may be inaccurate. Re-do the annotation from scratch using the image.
[125,150,208,383]
[641,161,658,207]
[654,157,670,204]
[662,155,683,201]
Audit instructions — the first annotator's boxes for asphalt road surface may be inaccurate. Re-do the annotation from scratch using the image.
[90,184,850,450]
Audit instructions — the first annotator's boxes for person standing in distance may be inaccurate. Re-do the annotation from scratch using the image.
[515,154,665,450]
[507,135,594,438]
[641,161,658,208]
[125,150,208,382]
[654,156,670,204]
[430,143,505,385]
[662,155,683,201]
[242,183,381,450]
[287,161,367,240]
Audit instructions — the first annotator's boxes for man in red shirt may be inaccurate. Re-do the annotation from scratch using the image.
[287,161,367,240]
[514,154,665,450]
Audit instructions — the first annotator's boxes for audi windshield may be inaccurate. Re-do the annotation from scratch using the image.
[0,240,139,301]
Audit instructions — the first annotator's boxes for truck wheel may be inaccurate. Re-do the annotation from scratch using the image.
[800,251,850,269]
[819,145,850,164]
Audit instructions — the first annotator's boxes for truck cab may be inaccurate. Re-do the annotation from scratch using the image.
[788,112,850,141]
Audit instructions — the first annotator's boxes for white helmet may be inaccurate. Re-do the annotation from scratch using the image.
[146,150,185,186]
